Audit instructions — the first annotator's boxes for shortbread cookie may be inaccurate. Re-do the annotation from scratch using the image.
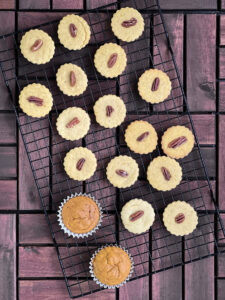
[111,7,144,42]
[138,69,171,103]
[147,156,182,191]
[58,14,90,50]
[64,147,97,181]
[20,29,55,64]
[121,199,155,234]
[106,155,139,188]
[161,126,195,159]
[94,43,127,78]
[93,95,126,128]
[163,201,198,236]
[19,83,53,118]
[125,120,158,154]
[56,63,88,96]
[56,107,90,141]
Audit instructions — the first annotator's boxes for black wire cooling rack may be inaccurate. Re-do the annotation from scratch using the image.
[0,0,225,298]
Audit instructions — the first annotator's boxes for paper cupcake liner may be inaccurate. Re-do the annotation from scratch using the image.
[89,244,134,289]
[57,193,103,238]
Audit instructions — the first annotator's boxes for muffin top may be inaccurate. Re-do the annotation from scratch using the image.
[92,246,132,286]
[61,195,100,234]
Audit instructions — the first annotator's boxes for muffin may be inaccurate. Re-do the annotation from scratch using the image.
[121,198,155,234]
[161,126,195,159]
[125,120,158,154]
[58,193,102,238]
[147,156,182,191]
[163,201,198,236]
[90,245,133,288]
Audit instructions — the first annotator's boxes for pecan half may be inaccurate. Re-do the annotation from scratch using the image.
[27,96,43,106]
[175,213,185,224]
[31,39,43,52]
[137,131,149,142]
[106,105,114,117]
[70,71,76,87]
[161,167,171,181]
[129,210,144,222]
[107,53,118,68]
[168,136,187,149]
[151,77,160,91]
[116,169,128,177]
[66,117,80,128]
[121,17,137,28]
[76,158,85,171]
[69,23,77,37]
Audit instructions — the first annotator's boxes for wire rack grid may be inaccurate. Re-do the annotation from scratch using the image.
[0,0,225,298]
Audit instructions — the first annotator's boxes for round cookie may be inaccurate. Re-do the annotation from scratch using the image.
[58,14,90,50]
[19,83,53,118]
[20,29,55,65]
[121,199,155,234]
[56,107,90,141]
[64,147,97,181]
[94,43,127,78]
[161,126,195,159]
[111,7,144,42]
[56,63,88,96]
[125,120,158,154]
[147,156,182,191]
[106,155,139,188]
[163,201,198,236]
[93,94,126,128]
[138,69,171,104]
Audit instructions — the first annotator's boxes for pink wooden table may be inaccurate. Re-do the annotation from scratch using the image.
[0,0,225,299]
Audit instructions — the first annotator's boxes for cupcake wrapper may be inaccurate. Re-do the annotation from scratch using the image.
[89,244,134,289]
[57,193,103,238]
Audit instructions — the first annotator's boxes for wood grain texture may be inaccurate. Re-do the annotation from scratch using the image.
[220,15,225,45]
[0,114,16,144]
[218,280,225,300]
[86,0,116,9]
[159,0,217,9]
[219,82,225,111]
[120,278,149,300]
[19,0,50,9]
[185,258,214,300]
[0,214,16,300]
[0,180,17,209]
[0,147,16,178]
[19,133,42,210]
[0,0,14,9]
[19,280,115,300]
[192,115,215,144]
[219,48,225,78]
[53,0,83,9]
[152,268,182,300]
[219,115,225,209]
[222,0,225,9]
[187,15,216,111]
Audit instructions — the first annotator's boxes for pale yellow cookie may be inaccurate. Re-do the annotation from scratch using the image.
[56,63,88,96]
[147,156,182,191]
[56,107,90,141]
[106,155,139,188]
[93,95,126,128]
[125,120,158,154]
[94,43,127,78]
[58,14,90,50]
[20,29,55,65]
[64,147,97,181]
[121,199,155,234]
[161,126,195,159]
[19,83,53,118]
[138,69,171,103]
[111,7,144,42]
[163,201,198,236]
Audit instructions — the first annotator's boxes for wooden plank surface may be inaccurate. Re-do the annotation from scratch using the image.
[219,115,225,209]
[0,180,17,209]
[186,14,216,111]
[19,0,50,9]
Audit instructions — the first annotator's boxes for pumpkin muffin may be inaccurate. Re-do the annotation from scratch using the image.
[90,245,133,288]
[58,193,102,238]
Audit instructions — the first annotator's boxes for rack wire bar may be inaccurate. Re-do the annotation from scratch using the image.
[0,0,224,298]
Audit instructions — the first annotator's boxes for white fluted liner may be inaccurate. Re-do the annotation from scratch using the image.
[57,193,102,238]
[89,244,134,289]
